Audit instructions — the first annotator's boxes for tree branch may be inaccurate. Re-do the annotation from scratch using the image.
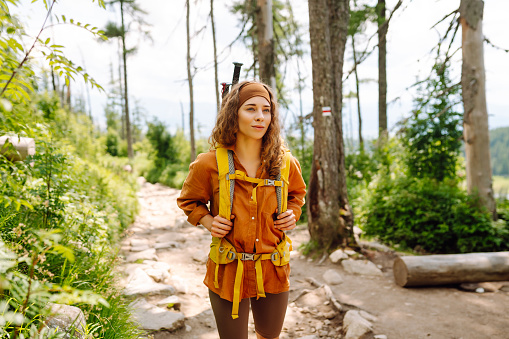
[484,37,509,53]
[1,0,57,97]
[344,0,403,81]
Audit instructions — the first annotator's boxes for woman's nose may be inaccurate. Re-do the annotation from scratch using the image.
[255,109,264,121]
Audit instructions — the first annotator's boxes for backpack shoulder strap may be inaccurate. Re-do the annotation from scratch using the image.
[216,147,235,219]
[276,151,292,215]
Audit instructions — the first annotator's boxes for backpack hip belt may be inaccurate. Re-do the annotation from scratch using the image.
[210,147,293,319]
[209,233,292,319]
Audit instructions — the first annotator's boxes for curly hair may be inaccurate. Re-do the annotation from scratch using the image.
[209,80,286,179]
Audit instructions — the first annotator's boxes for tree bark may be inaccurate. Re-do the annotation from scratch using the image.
[351,35,363,151]
[459,0,496,219]
[394,252,509,287]
[65,81,71,109]
[120,0,134,159]
[256,0,276,89]
[118,40,125,140]
[211,0,220,113]
[377,0,388,140]
[187,0,196,162]
[307,0,354,250]
[296,59,305,161]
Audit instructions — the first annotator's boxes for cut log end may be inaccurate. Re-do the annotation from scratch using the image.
[393,256,409,287]
[0,136,36,161]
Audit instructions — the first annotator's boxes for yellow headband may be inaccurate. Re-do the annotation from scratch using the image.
[238,83,271,108]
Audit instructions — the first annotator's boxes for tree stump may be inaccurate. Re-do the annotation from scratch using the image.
[0,136,35,161]
[393,252,509,287]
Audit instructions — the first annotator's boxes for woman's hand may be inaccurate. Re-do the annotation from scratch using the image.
[274,209,297,231]
[200,214,234,238]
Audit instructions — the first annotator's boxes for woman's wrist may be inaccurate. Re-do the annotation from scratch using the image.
[199,214,214,232]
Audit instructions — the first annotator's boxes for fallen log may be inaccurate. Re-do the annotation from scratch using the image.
[0,136,36,161]
[393,252,509,287]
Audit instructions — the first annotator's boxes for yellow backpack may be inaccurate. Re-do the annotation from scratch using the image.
[209,147,293,319]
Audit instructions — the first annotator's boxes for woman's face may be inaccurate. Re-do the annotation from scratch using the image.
[237,96,271,141]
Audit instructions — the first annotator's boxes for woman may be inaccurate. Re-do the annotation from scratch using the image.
[177,80,306,339]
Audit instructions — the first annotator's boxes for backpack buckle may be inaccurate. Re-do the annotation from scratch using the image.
[264,179,275,186]
[227,251,236,260]
[240,253,255,261]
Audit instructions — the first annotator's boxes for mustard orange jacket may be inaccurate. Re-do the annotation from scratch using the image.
[177,146,306,302]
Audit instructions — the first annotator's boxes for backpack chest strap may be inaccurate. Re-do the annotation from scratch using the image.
[221,170,284,205]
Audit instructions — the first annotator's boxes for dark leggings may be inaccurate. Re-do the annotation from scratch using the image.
[209,289,289,339]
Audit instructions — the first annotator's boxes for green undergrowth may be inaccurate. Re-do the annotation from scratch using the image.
[1,95,143,338]
[355,174,509,254]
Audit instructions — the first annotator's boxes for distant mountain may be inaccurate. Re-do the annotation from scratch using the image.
[491,126,509,176]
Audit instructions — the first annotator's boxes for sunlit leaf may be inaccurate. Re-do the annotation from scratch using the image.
[52,245,75,263]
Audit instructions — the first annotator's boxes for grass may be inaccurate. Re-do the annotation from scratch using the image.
[493,175,509,198]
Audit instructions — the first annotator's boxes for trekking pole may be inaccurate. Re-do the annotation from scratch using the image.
[231,62,243,86]
[221,62,243,99]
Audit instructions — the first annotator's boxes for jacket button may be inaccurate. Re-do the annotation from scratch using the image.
[251,216,255,220]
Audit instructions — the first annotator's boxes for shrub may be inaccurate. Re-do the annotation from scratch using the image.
[106,128,121,156]
[1,104,142,338]
[360,175,509,253]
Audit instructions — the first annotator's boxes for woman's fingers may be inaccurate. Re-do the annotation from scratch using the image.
[274,210,296,231]
[278,223,297,231]
[210,215,234,238]
[274,210,295,225]
[214,215,234,226]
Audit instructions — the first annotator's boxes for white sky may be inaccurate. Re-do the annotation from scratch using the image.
[12,0,509,140]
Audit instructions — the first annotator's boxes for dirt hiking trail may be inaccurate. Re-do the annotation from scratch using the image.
[117,179,509,339]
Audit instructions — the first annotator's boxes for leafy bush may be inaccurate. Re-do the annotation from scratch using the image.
[1,98,142,338]
[497,198,509,222]
[146,118,177,163]
[106,128,121,156]
[136,126,210,189]
[360,175,509,253]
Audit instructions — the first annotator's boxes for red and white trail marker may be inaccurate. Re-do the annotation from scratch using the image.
[322,106,331,117]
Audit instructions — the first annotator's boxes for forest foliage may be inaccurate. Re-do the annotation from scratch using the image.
[0,0,143,337]
[1,94,143,337]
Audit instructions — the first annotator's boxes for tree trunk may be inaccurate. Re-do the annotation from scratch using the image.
[66,81,71,109]
[256,0,276,90]
[118,40,125,140]
[459,0,496,219]
[50,67,56,93]
[211,0,220,113]
[296,59,305,161]
[394,252,509,287]
[351,35,363,152]
[377,0,388,140]
[307,0,354,251]
[187,0,196,162]
[120,0,134,159]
